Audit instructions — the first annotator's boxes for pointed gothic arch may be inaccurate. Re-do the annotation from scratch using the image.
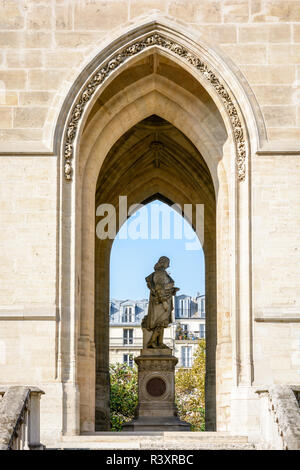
[55,19,260,435]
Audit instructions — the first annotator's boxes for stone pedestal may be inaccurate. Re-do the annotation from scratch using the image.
[123,349,190,431]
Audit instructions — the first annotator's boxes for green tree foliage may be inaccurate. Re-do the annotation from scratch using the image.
[109,341,206,431]
[175,340,206,431]
[109,362,138,431]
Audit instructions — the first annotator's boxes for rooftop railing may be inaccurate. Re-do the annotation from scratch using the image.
[175,332,204,341]
[175,308,205,319]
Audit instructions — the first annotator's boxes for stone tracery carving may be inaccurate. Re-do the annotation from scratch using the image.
[64,33,247,182]
[137,359,176,371]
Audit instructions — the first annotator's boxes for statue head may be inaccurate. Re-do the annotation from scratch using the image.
[154,256,170,271]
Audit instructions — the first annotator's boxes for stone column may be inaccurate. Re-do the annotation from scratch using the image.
[95,239,111,431]
[28,389,44,450]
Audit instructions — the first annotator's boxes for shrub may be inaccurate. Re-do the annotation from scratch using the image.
[175,340,206,431]
[109,362,138,431]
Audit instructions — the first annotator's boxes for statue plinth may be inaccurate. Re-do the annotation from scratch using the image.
[122,348,190,431]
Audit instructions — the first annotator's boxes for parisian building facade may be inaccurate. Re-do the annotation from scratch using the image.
[109,294,206,368]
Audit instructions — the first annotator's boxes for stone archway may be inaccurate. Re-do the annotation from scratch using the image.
[94,114,217,431]
[55,19,261,435]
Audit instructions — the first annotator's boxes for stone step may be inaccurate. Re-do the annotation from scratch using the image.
[50,445,255,450]
[46,432,255,450]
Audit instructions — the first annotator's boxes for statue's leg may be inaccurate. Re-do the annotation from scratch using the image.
[158,327,169,349]
[147,327,163,348]
[147,329,158,348]
[157,327,164,347]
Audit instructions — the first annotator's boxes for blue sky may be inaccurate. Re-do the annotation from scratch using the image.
[110,201,205,300]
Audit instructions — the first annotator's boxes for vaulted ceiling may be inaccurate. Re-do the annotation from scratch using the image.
[95,114,216,236]
[91,52,222,238]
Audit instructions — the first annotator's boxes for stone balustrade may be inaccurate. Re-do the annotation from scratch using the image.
[0,386,44,450]
[256,385,300,450]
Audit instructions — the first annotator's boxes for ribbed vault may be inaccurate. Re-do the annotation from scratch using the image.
[79,53,228,192]
[95,114,215,231]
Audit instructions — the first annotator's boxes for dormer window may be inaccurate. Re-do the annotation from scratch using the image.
[200,298,205,318]
[122,306,134,323]
[179,298,190,318]
[109,303,115,322]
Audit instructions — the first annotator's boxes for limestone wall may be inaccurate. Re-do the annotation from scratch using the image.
[252,154,300,385]
[0,0,299,145]
[0,155,57,379]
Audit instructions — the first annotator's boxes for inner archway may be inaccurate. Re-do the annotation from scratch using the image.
[93,114,217,431]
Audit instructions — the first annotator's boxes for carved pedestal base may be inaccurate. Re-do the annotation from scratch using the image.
[123,349,190,431]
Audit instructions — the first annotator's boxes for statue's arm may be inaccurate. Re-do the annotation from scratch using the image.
[153,272,172,304]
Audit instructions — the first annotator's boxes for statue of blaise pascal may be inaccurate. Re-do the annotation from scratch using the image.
[142,256,179,349]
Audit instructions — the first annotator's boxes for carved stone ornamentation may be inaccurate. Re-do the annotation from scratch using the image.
[64,33,247,182]
[136,357,177,372]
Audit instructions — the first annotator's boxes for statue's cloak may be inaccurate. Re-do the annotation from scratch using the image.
[143,270,174,331]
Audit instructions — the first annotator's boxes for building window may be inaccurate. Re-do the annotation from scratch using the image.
[178,300,183,317]
[199,324,205,339]
[200,298,205,318]
[123,328,133,345]
[122,306,134,323]
[109,304,115,323]
[179,299,190,318]
[181,346,192,367]
[182,324,188,339]
[123,354,134,367]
